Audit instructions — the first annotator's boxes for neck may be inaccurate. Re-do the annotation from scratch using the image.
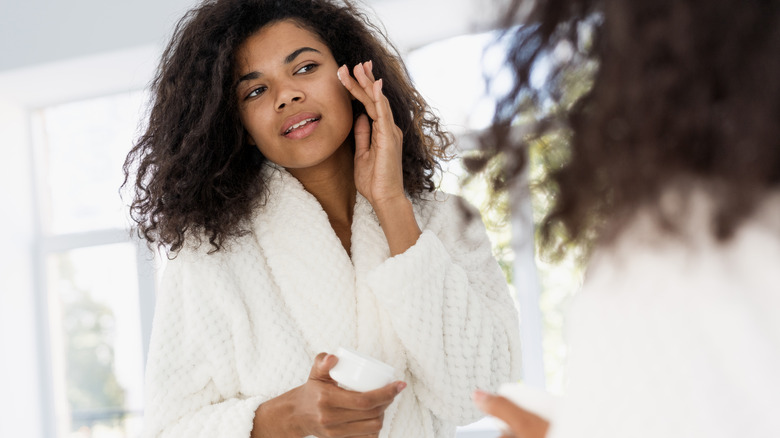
[286,143,356,255]
[288,143,356,221]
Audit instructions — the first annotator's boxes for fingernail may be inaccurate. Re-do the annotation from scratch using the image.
[396,382,407,393]
[472,390,487,404]
[368,60,373,70]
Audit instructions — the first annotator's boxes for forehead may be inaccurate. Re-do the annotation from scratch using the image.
[235,20,333,71]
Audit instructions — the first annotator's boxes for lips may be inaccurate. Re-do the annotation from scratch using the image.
[280,112,321,137]
[284,117,318,135]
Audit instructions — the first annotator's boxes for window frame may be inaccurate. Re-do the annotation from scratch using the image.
[29,97,157,437]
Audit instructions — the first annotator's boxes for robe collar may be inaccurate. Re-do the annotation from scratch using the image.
[251,165,390,354]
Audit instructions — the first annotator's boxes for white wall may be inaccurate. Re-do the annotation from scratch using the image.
[0,0,197,72]
[0,0,503,74]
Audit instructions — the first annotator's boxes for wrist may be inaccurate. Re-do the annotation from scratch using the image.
[372,194,413,219]
[252,389,302,438]
[372,195,422,257]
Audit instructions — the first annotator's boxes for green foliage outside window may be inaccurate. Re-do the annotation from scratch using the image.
[55,255,127,431]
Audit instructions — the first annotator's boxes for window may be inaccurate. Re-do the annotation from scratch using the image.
[32,91,155,438]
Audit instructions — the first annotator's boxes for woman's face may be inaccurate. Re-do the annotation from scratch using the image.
[235,20,354,172]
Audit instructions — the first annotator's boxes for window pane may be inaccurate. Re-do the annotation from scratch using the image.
[33,91,146,234]
[46,243,145,437]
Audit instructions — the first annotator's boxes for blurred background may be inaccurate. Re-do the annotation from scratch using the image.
[0,0,582,436]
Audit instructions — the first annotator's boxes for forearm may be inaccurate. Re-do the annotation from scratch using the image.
[373,195,422,257]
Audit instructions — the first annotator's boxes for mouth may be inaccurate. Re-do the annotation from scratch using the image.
[283,117,320,135]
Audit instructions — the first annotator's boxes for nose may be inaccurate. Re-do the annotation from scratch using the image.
[275,83,304,111]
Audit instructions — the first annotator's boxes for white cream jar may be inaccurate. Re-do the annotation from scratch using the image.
[328,347,395,392]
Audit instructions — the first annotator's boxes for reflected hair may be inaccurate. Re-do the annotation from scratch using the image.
[477,0,780,253]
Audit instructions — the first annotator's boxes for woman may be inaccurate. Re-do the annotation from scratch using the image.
[473,0,780,437]
[123,0,522,437]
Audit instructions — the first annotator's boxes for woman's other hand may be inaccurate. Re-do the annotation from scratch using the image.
[473,389,550,438]
[252,352,406,438]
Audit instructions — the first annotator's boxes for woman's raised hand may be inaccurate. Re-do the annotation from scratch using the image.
[337,61,405,211]
[253,353,405,438]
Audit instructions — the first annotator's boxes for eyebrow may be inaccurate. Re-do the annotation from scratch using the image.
[238,46,322,84]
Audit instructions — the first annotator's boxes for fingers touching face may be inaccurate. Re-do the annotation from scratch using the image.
[338,61,385,121]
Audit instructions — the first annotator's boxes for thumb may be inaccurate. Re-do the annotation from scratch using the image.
[353,114,371,158]
[309,352,338,381]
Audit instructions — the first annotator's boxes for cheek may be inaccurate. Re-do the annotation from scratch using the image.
[335,86,354,123]
[337,102,354,136]
[237,109,254,144]
[328,74,353,110]
[239,109,272,147]
[322,81,354,137]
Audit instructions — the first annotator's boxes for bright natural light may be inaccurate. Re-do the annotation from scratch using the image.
[406,30,515,135]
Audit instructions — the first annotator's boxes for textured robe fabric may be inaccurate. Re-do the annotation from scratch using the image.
[549,191,780,438]
[143,165,523,438]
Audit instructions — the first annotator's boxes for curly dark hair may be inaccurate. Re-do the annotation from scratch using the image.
[477,0,780,252]
[123,0,452,253]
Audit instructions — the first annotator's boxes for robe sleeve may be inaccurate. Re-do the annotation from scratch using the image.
[142,251,264,438]
[365,195,523,426]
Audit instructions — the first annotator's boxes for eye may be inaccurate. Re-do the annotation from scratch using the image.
[246,85,267,99]
[295,63,318,75]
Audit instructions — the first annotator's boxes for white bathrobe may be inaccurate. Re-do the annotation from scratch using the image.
[143,165,523,438]
[549,191,780,438]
